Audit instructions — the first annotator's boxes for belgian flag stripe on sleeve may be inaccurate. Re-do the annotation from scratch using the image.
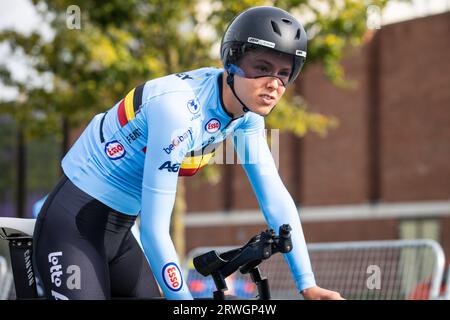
[133,84,144,113]
[117,99,128,127]
[124,88,136,121]
[117,84,145,128]
[178,152,215,176]
[178,168,200,176]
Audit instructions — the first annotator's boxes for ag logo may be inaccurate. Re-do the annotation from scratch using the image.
[205,118,221,133]
[158,161,180,173]
[105,140,126,160]
[187,99,200,114]
[162,262,183,292]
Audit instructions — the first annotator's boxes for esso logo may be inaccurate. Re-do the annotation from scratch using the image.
[205,118,221,133]
[105,140,126,160]
[187,99,200,114]
[162,263,183,292]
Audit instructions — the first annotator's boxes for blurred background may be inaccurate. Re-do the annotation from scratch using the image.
[0,0,449,299]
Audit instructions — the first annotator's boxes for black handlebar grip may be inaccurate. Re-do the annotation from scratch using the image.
[278,224,293,253]
[193,250,226,276]
[279,224,292,238]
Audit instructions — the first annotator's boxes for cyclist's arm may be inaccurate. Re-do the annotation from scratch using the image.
[139,94,194,300]
[233,116,316,293]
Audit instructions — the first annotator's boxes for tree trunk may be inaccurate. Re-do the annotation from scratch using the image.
[61,116,70,158]
[16,125,26,218]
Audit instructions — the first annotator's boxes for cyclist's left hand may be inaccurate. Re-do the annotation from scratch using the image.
[301,285,345,300]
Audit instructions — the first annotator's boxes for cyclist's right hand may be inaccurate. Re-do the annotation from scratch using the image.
[301,286,345,300]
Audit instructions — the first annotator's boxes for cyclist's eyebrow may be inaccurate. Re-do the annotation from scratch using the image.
[254,58,291,72]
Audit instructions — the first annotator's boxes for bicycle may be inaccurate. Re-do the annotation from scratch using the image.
[0,217,292,300]
[192,224,293,300]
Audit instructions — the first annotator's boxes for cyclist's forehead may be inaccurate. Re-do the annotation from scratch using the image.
[240,48,292,70]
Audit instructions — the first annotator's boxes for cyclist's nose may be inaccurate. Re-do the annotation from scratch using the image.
[266,77,282,90]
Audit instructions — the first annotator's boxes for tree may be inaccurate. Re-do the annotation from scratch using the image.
[0,0,390,252]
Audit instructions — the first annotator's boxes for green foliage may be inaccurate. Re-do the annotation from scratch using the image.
[302,0,389,86]
[1,0,215,135]
[266,92,338,137]
[26,134,61,191]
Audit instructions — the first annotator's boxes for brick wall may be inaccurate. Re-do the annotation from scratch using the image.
[379,13,450,201]
[300,45,370,205]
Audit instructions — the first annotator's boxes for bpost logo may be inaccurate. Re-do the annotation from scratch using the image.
[187,99,200,114]
[162,262,183,291]
[205,118,221,133]
[105,140,126,160]
[163,128,192,154]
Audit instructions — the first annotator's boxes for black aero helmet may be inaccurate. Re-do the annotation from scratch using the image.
[221,6,307,85]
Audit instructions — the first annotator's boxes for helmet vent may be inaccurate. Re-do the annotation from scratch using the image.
[271,20,282,37]
[295,28,301,40]
[282,18,292,24]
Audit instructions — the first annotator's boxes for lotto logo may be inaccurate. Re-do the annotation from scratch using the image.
[47,251,81,300]
[105,140,126,160]
[48,251,63,287]
[205,118,221,133]
[162,262,183,292]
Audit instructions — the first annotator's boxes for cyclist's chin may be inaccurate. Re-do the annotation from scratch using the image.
[250,103,276,116]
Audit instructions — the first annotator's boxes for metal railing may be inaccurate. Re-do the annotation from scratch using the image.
[185,239,446,300]
[443,265,450,300]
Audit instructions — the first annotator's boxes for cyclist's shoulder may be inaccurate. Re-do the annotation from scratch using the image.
[140,67,222,104]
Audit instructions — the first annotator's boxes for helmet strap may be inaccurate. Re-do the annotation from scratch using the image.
[226,73,250,113]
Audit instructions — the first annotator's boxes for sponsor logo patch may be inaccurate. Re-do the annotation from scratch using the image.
[187,98,200,114]
[48,251,63,288]
[205,118,221,133]
[295,49,307,58]
[175,73,193,80]
[202,136,215,147]
[162,262,183,291]
[163,128,193,155]
[158,161,180,173]
[247,37,275,48]
[47,251,81,300]
[105,140,126,160]
[125,128,143,144]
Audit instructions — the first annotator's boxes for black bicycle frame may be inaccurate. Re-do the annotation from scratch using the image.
[193,224,293,300]
[0,230,39,299]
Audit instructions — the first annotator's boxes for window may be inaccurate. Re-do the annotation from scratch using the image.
[399,218,440,241]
